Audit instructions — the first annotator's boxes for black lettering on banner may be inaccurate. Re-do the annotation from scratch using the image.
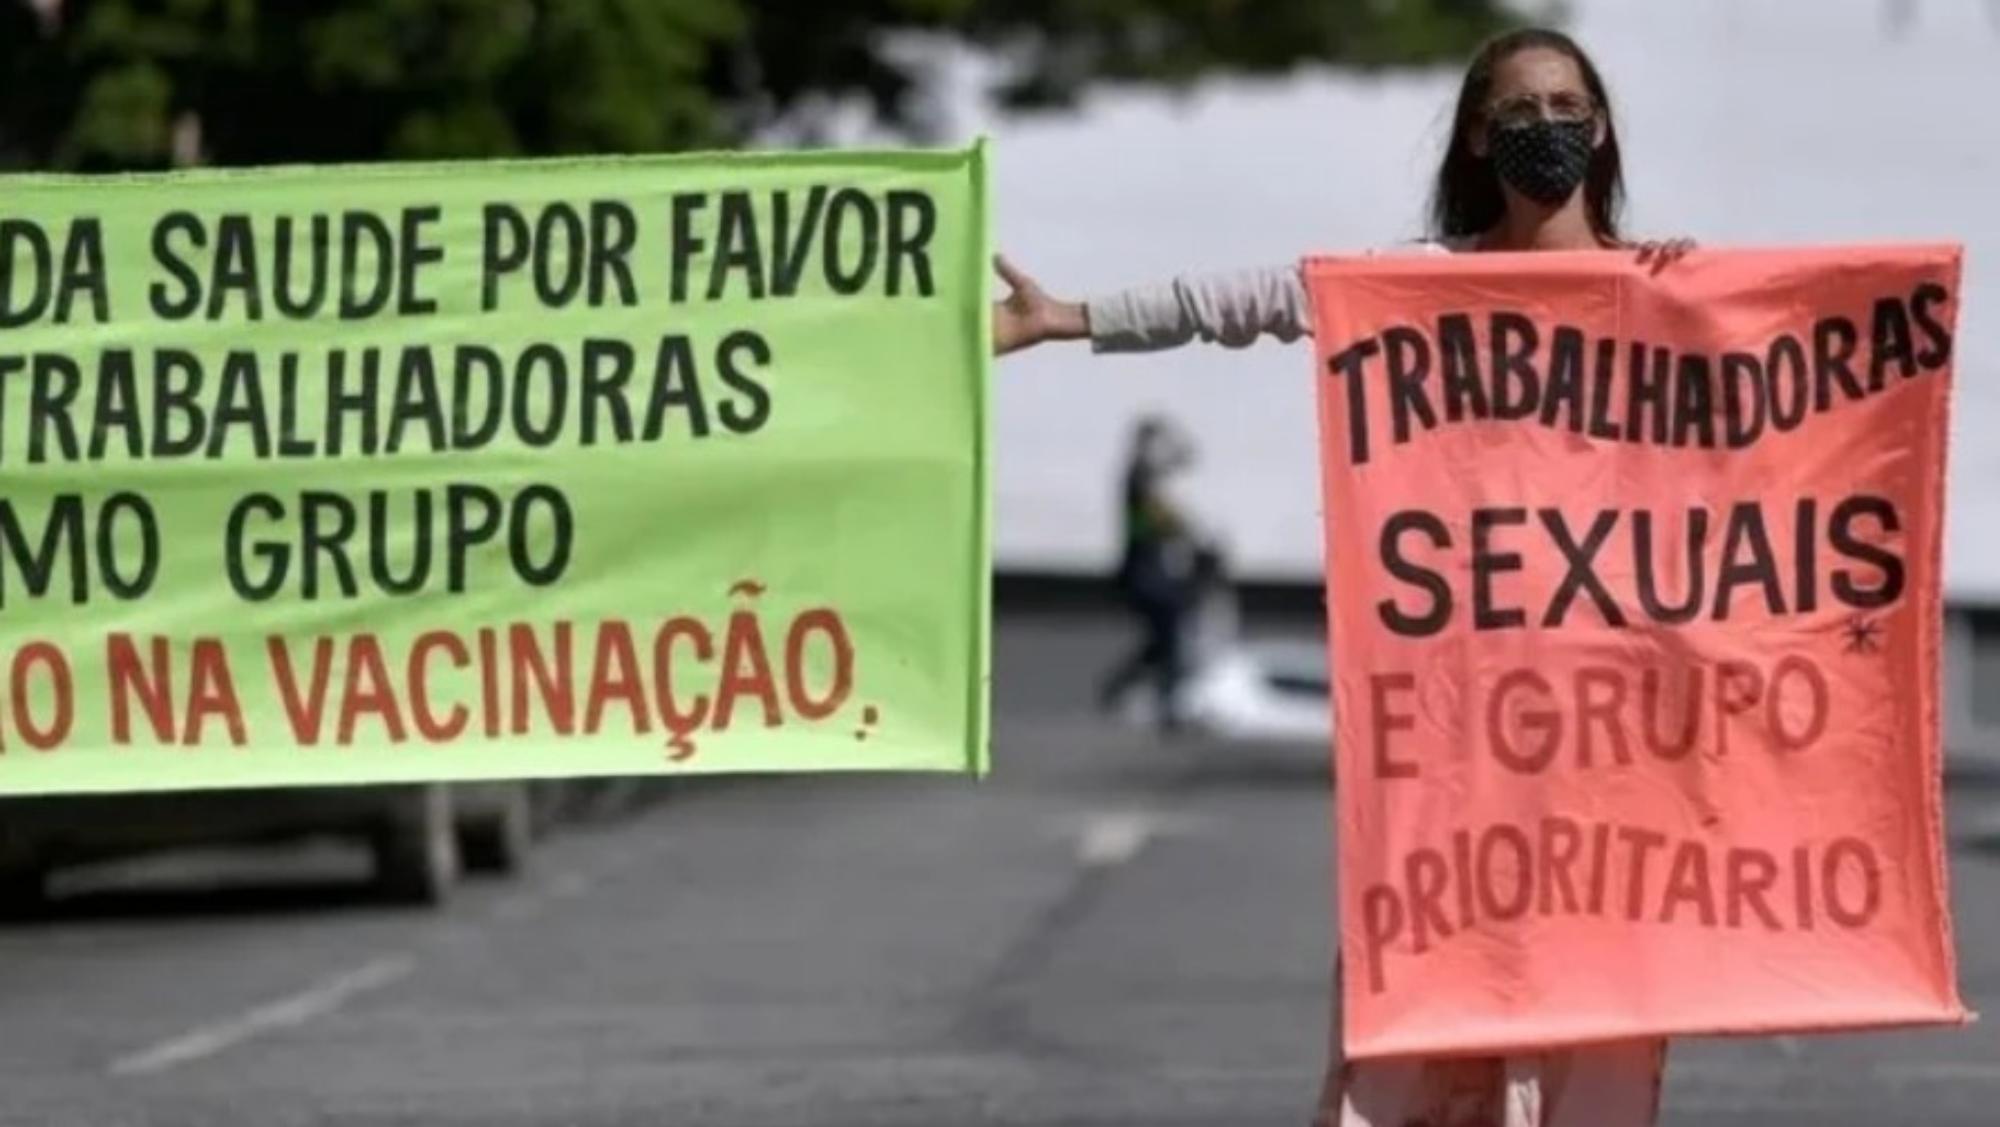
[1713,502,1786,618]
[824,188,881,295]
[1586,338,1621,440]
[669,193,708,304]
[1471,508,1528,630]
[209,214,261,321]
[57,218,110,324]
[1541,509,1628,627]
[370,491,431,595]
[773,186,828,297]
[1811,316,1864,411]
[536,203,587,307]
[274,215,332,319]
[99,492,159,598]
[0,220,54,328]
[512,344,569,447]
[0,495,84,604]
[447,484,504,593]
[277,354,317,457]
[1869,297,1917,389]
[482,204,530,311]
[1378,511,1452,637]
[885,190,937,297]
[1634,508,1708,623]
[399,205,444,315]
[510,484,573,586]
[1764,334,1810,431]
[300,491,360,598]
[589,202,639,307]
[149,212,205,320]
[339,212,396,319]
[710,191,765,301]
[1829,495,1905,608]
[211,351,273,458]
[1911,282,1954,369]
[387,347,448,455]
[645,335,710,439]
[325,348,380,456]
[1540,327,1586,433]
[91,350,143,460]
[717,330,774,435]
[1794,498,1820,614]
[29,353,82,463]
[580,339,637,444]
[153,349,206,457]
[1720,352,1765,448]
[452,346,506,449]
[226,494,289,600]
[0,355,21,460]
[1671,354,1715,449]
[1625,343,1670,445]
[1438,314,1489,423]
[1326,337,1381,465]
[1490,312,1540,420]
[1383,327,1437,445]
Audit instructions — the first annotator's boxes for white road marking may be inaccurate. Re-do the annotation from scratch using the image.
[109,954,414,1077]
[1077,814,1154,866]
[1072,811,1204,867]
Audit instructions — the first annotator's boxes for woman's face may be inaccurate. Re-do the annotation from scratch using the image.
[1469,47,1606,158]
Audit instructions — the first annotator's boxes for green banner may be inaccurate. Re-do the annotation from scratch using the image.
[0,145,992,793]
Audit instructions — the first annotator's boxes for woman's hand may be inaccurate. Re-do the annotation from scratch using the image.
[1633,238,1697,276]
[993,255,1088,356]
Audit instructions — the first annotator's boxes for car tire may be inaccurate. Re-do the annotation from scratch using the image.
[457,786,533,876]
[372,787,458,906]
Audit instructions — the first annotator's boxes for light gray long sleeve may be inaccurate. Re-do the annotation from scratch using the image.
[1086,264,1309,353]
[1082,241,1461,354]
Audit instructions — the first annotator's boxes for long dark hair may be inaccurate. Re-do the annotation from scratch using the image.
[1428,28,1625,244]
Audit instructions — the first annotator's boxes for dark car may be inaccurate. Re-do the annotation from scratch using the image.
[0,780,539,912]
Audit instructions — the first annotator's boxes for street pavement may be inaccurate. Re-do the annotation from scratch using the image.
[0,608,1996,1126]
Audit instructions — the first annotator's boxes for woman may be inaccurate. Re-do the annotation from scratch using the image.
[990,26,1688,1127]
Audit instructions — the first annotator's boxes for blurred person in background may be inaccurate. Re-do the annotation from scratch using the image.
[993,25,1689,1127]
[1097,415,1201,730]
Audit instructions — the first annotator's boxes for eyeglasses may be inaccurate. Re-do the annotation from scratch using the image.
[1485,92,1597,129]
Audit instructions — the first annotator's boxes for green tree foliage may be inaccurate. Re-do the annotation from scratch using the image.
[0,0,1516,170]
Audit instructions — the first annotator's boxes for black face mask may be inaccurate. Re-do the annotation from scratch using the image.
[1487,119,1594,206]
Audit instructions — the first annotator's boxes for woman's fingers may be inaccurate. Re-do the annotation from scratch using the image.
[994,254,1038,299]
[1637,237,1697,276]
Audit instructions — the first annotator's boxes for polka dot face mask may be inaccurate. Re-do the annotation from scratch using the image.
[1486,118,1595,206]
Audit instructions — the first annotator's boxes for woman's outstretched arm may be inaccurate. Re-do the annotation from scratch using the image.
[993,256,1308,356]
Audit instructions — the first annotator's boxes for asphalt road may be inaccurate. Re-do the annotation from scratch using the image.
[0,609,1997,1126]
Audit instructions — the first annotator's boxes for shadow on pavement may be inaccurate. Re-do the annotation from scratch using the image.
[2,875,390,927]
